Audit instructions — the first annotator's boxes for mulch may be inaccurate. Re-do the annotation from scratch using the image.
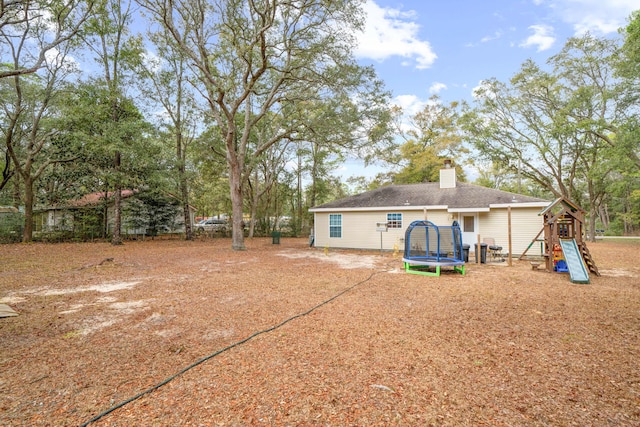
[0,237,639,426]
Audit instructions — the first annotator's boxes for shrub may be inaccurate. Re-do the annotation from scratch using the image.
[0,212,24,243]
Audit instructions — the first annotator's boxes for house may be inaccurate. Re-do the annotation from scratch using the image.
[34,190,196,236]
[0,206,19,214]
[34,190,138,234]
[309,163,550,256]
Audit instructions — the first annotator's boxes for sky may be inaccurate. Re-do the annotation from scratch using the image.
[337,0,640,181]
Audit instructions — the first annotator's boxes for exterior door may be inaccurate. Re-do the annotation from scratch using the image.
[461,214,477,247]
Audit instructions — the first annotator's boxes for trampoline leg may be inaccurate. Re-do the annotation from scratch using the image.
[404,262,441,276]
[403,262,465,276]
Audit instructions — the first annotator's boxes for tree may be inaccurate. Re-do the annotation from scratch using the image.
[0,0,95,79]
[462,33,627,239]
[82,0,142,245]
[548,35,622,240]
[245,129,292,238]
[1,34,81,241]
[616,10,640,88]
[462,71,573,199]
[139,0,388,250]
[189,125,230,220]
[55,81,156,238]
[391,96,466,184]
[605,10,640,234]
[136,26,200,240]
[0,80,15,192]
[0,0,94,241]
[124,189,181,237]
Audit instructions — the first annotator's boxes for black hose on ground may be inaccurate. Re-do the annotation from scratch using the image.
[79,267,389,426]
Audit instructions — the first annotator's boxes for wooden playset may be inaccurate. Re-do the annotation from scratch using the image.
[521,197,599,283]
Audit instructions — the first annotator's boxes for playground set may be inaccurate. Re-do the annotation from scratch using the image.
[521,197,600,284]
[402,220,465,276]
[402,197,599,283]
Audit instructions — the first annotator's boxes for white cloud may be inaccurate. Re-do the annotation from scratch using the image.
[480,30,504,43]
[355,0,437,69]
[44,48,79,72]
[471,80,497,100]
[141,50,163,73]
[466,29,505,48]
[519,24,556,51]
[391,94,444,134]
[429,82,447,94]
[392,94,428,117]
[549,0,638,35]
[29,8,57,34]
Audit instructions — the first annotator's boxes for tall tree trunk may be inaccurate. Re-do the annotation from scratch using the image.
[248,169,258,238]
[229,160,245,250]
[296,149,302,237]
[177,132,192,241]
[181,179,192,240]
[112,151,123,245]
[588,208,597,243]
[1,150,13,192]
[102,187,109,238]
[624,197,633,235]
[12,172,20,209]
[22,176,34,242]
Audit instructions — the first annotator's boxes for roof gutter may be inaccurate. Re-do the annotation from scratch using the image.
[310,201,549,213]
[489,202,550,208]
[447,207,490,213]
[309,205,449,213]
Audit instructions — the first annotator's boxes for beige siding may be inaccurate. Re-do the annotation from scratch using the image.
[421,211,451,225]
[314,207,544,255]
[477,208,544,256]
[313,209,454,251]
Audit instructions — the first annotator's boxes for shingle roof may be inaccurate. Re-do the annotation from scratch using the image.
[311,182,549,210]
[67,190,137,207]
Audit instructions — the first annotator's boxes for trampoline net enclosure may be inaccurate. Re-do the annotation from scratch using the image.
[403,220,464,262]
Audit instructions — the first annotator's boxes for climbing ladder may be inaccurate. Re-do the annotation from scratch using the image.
[579,242,600,277]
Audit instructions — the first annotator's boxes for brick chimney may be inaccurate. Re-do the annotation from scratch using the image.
[439,159,456,189]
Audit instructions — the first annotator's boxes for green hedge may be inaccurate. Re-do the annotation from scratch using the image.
[0,212,24,243]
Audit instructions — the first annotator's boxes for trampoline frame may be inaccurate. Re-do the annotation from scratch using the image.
[402,220,465,276]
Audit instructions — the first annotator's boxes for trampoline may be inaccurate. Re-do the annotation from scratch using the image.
[403,220,465,276]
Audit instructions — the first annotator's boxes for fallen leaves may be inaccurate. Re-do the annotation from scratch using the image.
[0,238,639,426]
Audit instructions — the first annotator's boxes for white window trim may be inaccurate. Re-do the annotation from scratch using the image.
[386,212,403,229]
[329,213,342,238]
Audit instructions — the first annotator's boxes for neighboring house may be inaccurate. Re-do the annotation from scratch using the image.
[309,164,550,256]
[0,206,19,216]
[34,190,196,236]
[34,190,137,234]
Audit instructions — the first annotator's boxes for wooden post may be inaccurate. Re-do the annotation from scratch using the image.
[508,206,513,266]
[477,233,481,264]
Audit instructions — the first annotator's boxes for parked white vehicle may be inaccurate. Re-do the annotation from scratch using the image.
[195,218,228,233]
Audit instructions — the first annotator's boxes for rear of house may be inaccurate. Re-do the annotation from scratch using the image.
[310,166,549,257]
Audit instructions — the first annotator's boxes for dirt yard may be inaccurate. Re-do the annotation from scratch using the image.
[0,237,639,426]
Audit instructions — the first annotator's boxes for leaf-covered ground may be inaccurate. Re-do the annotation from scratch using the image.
[1,237,639,426]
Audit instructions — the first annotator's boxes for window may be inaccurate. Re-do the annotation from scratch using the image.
[387,213,402,229]
[463,215,474,232]
[329,214,342,238]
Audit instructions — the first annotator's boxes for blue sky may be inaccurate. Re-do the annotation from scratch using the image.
[338,0,639,180]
